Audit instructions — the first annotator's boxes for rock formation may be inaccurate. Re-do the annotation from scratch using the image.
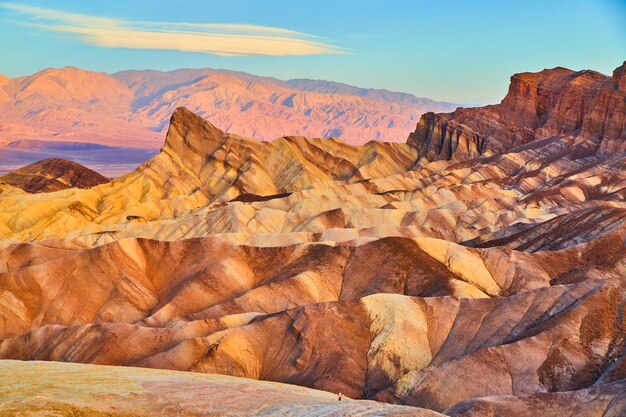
[0,158,109,193]
[408,61,626,161]
[0,62,625,416]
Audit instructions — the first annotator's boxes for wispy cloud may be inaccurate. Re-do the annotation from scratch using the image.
[0,3,346,56]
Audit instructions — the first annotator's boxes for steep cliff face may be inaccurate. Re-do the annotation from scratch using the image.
[408,62,626,161]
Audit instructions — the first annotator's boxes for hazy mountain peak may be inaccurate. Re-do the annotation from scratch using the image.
[0,66,459,154]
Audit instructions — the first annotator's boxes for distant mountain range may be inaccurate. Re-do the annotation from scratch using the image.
[0,66,458,175]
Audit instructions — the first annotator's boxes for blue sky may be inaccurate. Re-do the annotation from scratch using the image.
[1,0,624,103]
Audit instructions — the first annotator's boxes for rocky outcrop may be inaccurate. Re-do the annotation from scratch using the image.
[0,158,109,193]
[408,62,626,161]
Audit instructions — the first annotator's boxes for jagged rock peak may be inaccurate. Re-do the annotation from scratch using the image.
[407,62,626,161]
[163,107,226,157]
[613,61,626,92]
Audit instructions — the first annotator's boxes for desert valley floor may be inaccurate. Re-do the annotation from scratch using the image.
[0,62,626,416]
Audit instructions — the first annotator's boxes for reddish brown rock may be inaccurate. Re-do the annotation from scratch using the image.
[408,62,626,161]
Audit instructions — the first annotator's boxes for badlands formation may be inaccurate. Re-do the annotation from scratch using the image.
[0,62,626,416]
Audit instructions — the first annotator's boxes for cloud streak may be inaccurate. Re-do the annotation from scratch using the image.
[0,3,345,56]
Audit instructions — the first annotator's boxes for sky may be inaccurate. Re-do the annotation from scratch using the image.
[0,0,625,104]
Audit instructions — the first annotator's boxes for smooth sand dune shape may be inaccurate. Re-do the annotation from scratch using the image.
[0,360,441,416]
[0,62,625,416]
